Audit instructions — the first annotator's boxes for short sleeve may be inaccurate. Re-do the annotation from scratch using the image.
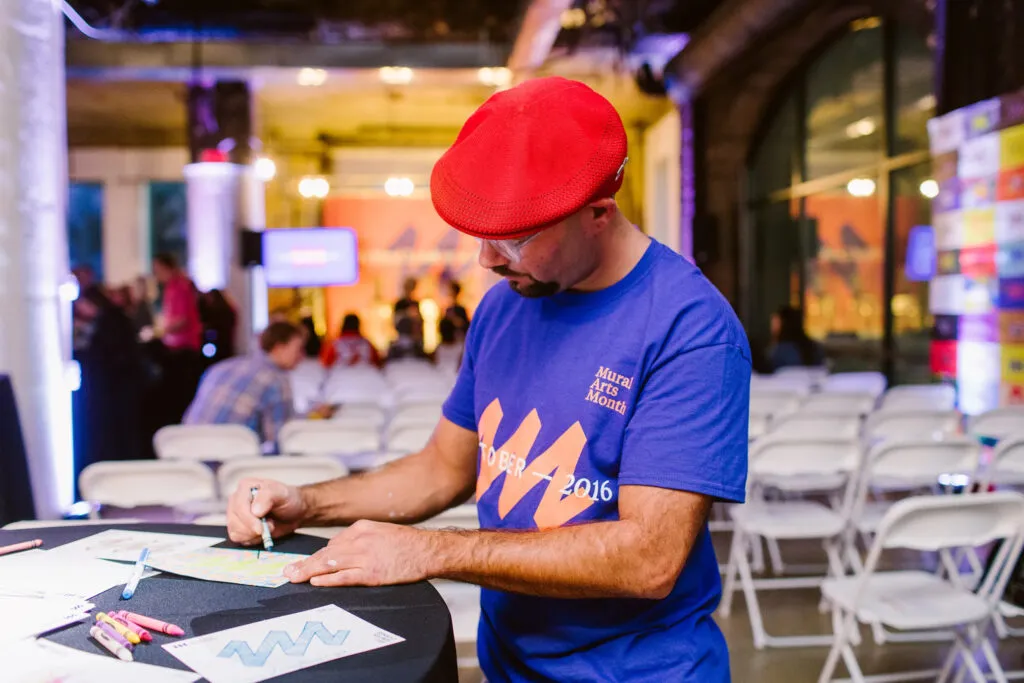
[442,332,478,432]
[620,343,750,503]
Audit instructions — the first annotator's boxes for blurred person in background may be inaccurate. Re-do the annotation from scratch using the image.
[300,316,322,359]
[321,313,380,368]
[443,280,471,342]
[393,276,424,345]
[385,316,428,363]
[769,305,825,370]
[152,253,203,424]
[433,317,463,372]
[199,288,238,365]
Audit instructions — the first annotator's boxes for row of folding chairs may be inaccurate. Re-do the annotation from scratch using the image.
[291,359,454,413]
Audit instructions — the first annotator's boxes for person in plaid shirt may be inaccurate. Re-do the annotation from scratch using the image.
[184,322,306,449]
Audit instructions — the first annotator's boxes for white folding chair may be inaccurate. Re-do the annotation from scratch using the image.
[79,461,218,516]
[154,424,261,462]
[388,426,435,454]
[817,492,1024,683]
[719,436,862,649]
[278,420,382,457]
[751,372,816,395]
[331,402,388,429]
[389,403,444,435]
[770,413,862,440]
[821,372,887,398]
[216,456,349,498]
[750,389,805,421]
[862,410,962,442]
[982,435,1024,491]
[968,407,1024,440]
[321,368,391,406]
[749,413,770,441]
[880,384,957,412]
[799,392,878,418]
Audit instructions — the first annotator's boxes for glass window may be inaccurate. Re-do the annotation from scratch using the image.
[750,200,802,346]
[149,182,188,267]
[805,22,885,180]
[891,162,934,382]
[894,24,935,155]
[749,94,798,198]
[68,182,104,280]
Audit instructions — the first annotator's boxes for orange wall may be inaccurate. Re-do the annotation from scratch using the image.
[320,196,485,349]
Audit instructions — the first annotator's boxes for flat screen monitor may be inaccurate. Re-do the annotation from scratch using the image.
[904,225,935,282]
[262,228,359,288]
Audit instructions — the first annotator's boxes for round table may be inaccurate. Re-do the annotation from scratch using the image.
[0,523,458,682]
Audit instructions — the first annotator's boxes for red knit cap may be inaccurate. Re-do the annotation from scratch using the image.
[430,76,628,239]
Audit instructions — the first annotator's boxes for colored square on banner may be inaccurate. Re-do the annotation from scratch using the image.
[958,340,1003,381]
[936,178,962,213]
[962,208,996,246]
[1002,383,1024,405]
[965,98,1002,139]
[929,110,966,155]
[961,177,998,209]
[1002,91,1024,129]
[934,211,964,250]
[997,242,1024,278]
[959,313,1000,342]
[996,199,1024,244]
[932,314,959,341]
[1001,277,1024,309]
[1002,124,1024,170]
[1000,311,1024,343]
[960,244,997,277]
[937,250,960,276]
[1003,345,1024,384]
[998,167,1024,201]
[930,274,966,315]
[934,151,959,183]
[959,133,1002,179]
[964,277,997,313]
[958,373,1002,415]
[930,340,958,377]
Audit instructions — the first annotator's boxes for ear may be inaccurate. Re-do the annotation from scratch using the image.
[587,198,617,227]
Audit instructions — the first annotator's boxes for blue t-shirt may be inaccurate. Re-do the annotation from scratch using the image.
[442,238,750,682]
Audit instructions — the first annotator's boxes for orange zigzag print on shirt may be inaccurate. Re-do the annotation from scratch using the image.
[476,398,593,529]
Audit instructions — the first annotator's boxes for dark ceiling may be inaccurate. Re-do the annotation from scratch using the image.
[65,0,530,43]
[553,0,722,52]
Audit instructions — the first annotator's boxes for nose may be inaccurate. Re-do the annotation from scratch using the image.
[477,240,508,270]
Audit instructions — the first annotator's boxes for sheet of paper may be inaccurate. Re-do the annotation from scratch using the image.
[146,547,308,588]
[0,595,93,646]
[163,605,404,683]
[1,638,201,683]
[48,529,222,563]
[0,549,135,600]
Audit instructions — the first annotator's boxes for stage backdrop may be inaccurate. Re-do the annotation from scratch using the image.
[319,196,486,351]
[927,90,1024,414]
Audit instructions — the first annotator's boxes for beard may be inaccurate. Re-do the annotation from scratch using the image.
[490,265,561,298]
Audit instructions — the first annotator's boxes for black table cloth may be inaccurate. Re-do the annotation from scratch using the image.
[0,523,458,682]
[0,374,36,526]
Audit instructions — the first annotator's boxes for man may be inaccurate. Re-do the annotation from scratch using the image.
[152,253,204,423]
[184,322,304,450]
[226,77,750,682]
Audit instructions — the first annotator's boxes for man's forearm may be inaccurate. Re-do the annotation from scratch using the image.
[299,450,473,527]
[428,520,686,600]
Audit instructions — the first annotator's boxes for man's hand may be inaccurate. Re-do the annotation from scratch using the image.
[283,520,436,587]
[226,477,308,545]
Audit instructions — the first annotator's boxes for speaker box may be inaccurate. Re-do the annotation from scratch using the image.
[240,229,263,267]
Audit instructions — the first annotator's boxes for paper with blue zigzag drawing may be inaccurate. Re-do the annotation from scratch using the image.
[163,605,404,683]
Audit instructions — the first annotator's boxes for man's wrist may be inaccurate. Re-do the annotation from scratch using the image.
[423,528,470,580]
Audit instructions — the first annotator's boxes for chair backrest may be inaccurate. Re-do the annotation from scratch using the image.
[749,390,804,420]
[388,426,435,454]
[278,420,382,456]
[863,492,1024,606]
[216,456,349,498]
[969,407,1024,439]
[863,410,962,441]
[332,402,388,428]
[863,437,980,489]
[79,461,217,508]
[749,413,770,441]
[880,384,956,411]
[770,412,862,440]
[389,403,444,434]
[154,424,261,461]
[750,373,815,395]
[987,436,1024,484]
[749,436,862,479]
[290,359,326,384]
[822,371,887,397]
[798,391,878,417]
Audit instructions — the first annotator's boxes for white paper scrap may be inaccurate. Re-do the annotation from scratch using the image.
[0,595,93,646]
[163,604,405,683]
[1,638,201,683]
[0,549,135,600]
[48,529,222,563]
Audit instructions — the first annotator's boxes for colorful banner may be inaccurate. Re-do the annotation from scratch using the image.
[965,98,1002,139]
[934,211,964,250]
[960,313,1001,342]
[960,244,998,277]
[928,109,966,155]
[933,314,959,341]
[930,274,966,314]
[1001,311,1024,343]
[963,208,996,246]
[964,277,998,313]
[998,167,1024,201]
[959,133,1002,179]
[1001,124,1024,169]
[937,250,960,275]
[961,177,998,209]
[1000,277,1024,309]
[998,242,1024,277]
[1003,344,1024,384]
[996,199,1024,244]
[930,340,958,377]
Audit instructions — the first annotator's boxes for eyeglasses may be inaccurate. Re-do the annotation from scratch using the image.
[475,232,541,262]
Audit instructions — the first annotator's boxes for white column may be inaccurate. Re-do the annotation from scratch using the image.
[0,0,75,518]
[184,162,264,355]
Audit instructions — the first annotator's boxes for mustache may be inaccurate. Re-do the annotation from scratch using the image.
[490,265,524,277]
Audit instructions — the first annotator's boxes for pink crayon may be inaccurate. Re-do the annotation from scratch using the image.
[120,611,184,637]
[112,612,152,642]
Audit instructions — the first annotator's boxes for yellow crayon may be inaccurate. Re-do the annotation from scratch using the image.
[96,612,141,644]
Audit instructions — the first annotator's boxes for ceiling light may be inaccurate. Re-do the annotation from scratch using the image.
[298,176,330,199]
[384,177,415,197]
[253,156,276,182]
[845,117,877,138]
[847,178,876,197]
[919,179,939,199]
[478,67,513,88]
[916,94,937,111]
[380,67,414,85]
[297,68,327,87]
